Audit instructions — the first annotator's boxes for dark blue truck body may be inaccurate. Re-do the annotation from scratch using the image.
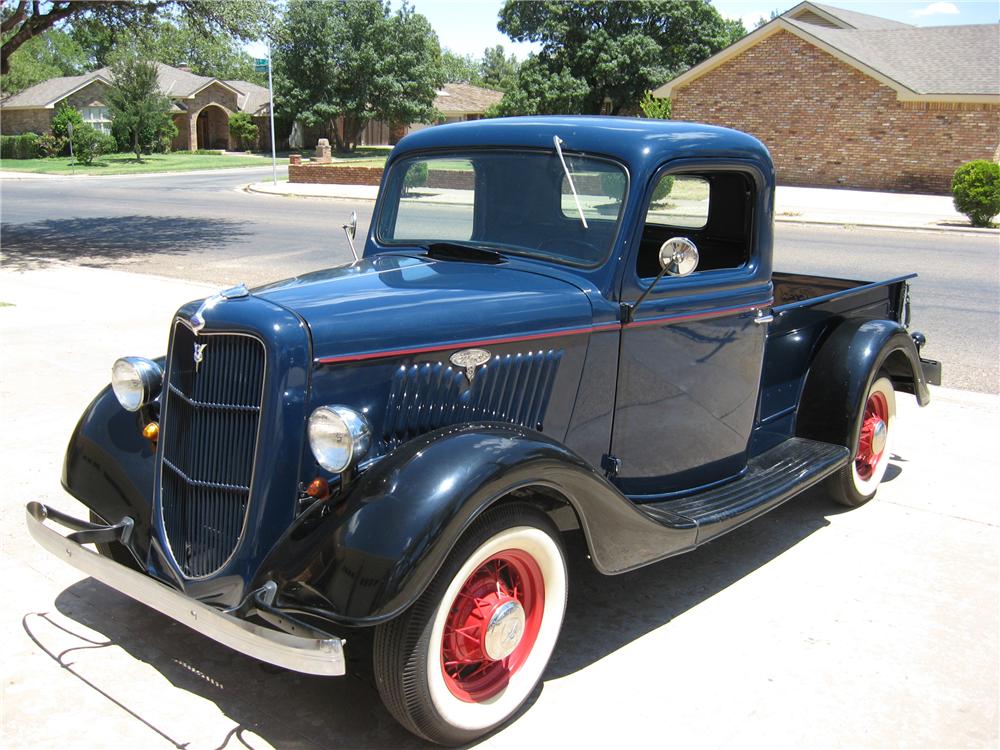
[29,117,938,742]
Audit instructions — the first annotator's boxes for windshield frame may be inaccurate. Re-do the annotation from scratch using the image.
[374,147,631,270]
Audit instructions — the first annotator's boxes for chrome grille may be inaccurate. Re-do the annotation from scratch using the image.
[383,350,561,446]
[160,322,265,578]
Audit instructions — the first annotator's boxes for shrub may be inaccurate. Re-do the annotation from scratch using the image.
[71,124,113,165]
[951,160,1000,227]
[652,175,675,202]
[228,112,259,150]
[51,104,84,140]
[403,161,429,194]
[0,132,41,159]
[36,133,67,157]
[639,90,671,120]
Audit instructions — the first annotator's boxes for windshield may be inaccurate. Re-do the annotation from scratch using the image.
[376,149,627,267]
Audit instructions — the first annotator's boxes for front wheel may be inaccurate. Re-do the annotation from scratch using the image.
[373,503,567,745]
[828,375,896,507]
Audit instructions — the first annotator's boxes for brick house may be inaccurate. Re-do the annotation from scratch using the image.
[653,2,1000,193]
[1,62,271,151]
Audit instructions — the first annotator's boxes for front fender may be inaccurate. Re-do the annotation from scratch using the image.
[252,424,697,625]
[796,319,930,456]
[61,381,159,561]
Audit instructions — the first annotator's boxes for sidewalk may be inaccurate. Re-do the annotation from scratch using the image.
[246,179,997,234]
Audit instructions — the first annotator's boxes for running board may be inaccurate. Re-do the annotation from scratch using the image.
[636,438,850,544]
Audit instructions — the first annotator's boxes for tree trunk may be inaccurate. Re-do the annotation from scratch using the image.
[133,128,141,162]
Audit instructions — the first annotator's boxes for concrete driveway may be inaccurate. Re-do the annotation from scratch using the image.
[1,266,997,749]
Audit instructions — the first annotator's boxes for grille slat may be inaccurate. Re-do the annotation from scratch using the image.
[161,323,264,578]
[383,350,562,447]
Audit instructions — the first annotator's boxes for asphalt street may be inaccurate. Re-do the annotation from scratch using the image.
[1,166,997,396]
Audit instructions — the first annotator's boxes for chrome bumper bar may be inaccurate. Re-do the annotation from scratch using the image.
[25,502,345,677]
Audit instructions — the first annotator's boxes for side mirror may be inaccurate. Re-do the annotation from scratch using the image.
[342,211,359,262]
[658,237,699,277]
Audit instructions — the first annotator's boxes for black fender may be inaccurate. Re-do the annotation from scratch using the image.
[61,381,160,561]
[251,424,697,626]
[796,319,930,457]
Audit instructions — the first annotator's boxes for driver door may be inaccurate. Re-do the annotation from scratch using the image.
[610,167,772,498]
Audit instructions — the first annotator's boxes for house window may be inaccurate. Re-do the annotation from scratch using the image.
[81,106,112,134]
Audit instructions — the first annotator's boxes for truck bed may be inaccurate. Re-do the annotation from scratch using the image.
[754,271,915,450]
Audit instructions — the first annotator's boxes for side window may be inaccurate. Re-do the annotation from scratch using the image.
[636,171,754,279]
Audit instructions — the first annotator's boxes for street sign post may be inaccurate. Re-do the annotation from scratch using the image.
[256,53,277,185]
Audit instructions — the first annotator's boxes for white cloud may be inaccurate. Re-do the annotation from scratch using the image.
[912,2,961,17]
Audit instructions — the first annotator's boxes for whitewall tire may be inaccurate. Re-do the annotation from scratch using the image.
[374,503,567,745]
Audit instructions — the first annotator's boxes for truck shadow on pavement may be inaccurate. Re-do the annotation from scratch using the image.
[37,485,862,749]
[1,216,250,271]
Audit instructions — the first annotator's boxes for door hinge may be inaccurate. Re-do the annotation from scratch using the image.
[619,302,634,325]
[601,453,622,478]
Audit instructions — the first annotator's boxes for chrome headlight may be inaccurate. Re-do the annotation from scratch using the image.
[308,406,371,474]
[111,357,163,412]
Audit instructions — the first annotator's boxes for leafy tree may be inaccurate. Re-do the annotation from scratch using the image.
[0,27,86,96]
[489,56,588,116]
[441,49,481,85]
[479,44,518,92]
[754,10,783,29]
[228,112,259,150]
[275,0,442,153]
[105,46,173,160]
[69,16,265,84]
[71,123,113,164]
[639,90,671,119]
[1,0,272,75]
[496,0,746,116]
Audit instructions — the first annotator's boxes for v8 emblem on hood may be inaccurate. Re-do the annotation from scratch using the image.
[451,348,492,383]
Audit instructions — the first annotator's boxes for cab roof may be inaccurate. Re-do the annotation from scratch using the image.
[391,115,774,186]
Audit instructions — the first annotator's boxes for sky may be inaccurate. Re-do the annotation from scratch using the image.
[247,1,999,61]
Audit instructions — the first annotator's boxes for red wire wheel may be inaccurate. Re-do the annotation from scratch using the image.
[855,389,890,481]
[440,549,545,702]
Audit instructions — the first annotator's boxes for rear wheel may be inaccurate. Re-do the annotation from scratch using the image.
[828,376,896,507]
[373,503,567,745]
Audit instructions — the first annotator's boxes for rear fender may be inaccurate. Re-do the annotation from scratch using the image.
[251,424,696,626]
[796,319,929,457]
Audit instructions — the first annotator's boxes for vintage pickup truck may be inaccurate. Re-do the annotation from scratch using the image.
[27,116,940,744]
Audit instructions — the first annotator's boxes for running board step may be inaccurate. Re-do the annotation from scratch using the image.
[636,437,850,544]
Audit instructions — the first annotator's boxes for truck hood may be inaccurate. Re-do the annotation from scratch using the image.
[253,253,593,362]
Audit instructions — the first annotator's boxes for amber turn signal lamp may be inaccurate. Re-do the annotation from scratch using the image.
[306,478,330,499]
[142,422,159,443]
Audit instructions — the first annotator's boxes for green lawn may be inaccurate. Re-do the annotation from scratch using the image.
[0,152,286,176]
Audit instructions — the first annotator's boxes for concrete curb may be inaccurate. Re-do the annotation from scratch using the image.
[0,164,287,181]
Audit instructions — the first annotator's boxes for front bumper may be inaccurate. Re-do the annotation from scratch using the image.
[25,502,345,676]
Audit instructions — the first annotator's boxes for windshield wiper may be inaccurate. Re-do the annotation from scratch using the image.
[424,242,505,264]
[553,135,589,230]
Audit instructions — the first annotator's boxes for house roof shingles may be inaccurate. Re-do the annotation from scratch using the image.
[2,62,265,111]
[804,3,914,30]
[786,19,1000,96]
[434,83,503,115]
[655,2,999,100]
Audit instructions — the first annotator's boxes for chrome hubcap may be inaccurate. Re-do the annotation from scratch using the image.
[871,418,887,456]
[483,600,526,660]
